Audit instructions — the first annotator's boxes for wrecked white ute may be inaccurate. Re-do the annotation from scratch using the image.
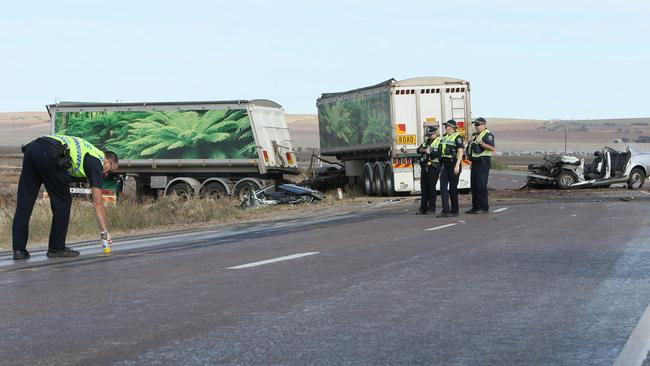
[526,146,650,189]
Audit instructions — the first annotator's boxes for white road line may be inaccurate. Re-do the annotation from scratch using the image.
[425,223,457,231]
[492,207,508,213]
[614,303,650,366]
[228,252,319,270]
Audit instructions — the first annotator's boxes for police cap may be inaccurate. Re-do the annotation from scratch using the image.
[472,117,487,126]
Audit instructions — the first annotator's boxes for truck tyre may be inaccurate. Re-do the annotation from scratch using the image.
[201,182,227,200]
[557,171,577,189]
[363,164,375,195]
[383,164,396,196]
[373,163,386,196]
[234,181,261,202]
[627,167,646,189]
[135,182,157,203]
[167,182,192,198]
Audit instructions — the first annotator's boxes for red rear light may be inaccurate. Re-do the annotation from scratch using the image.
[285,152,294,164]
[262,150,269,162]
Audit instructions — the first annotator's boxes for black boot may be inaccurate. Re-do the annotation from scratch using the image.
[13,249,31,260]
[46,247,80,258]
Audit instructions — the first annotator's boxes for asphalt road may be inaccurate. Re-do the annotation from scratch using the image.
[1,195,650,365]
[489,170,528,190]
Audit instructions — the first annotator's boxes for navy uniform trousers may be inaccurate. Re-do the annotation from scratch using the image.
[12,138,72,251]
[440,158,461,214]
[419,162,440,212]
[470,156,491,211]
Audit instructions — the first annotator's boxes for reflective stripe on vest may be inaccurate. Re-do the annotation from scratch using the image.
[441,132,460,158]
[471,129,492,158]
[46,135,104,178]
[420,136,442,162]
[430,136,442,162]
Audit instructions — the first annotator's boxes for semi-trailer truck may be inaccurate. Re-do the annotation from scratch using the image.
[317,77,472,195]
[48,100,299,201]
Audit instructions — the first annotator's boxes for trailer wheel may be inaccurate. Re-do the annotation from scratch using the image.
[373,164,386,196]
[234,181,261,202]
[167,182,192,198]
[136,182,157,203]
[201,182,227,200]
[627,167,646,189]
[557,171,577,189]
[384,164,396,196]
[363,164,375,195]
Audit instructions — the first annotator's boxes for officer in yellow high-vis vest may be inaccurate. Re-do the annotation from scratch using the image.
[467,117,495,214]
[437,119,464,218]
[416,125,442,215]
[12,135,119,260]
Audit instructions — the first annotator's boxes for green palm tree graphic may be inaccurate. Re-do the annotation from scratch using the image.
[318,91,391,148]
[56,109,256,160]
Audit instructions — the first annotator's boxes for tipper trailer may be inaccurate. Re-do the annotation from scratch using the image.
[317,77,472,195]
[47,100,299,201]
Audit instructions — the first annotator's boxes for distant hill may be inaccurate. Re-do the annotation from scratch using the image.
[556,117,650,126]
[285,114,317,124]
[0,112,50,148]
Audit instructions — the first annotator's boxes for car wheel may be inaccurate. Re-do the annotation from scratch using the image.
[627,168,646,189]
[557,171,577,189]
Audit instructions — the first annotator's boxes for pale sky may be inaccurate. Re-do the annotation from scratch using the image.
[1,0,648,119]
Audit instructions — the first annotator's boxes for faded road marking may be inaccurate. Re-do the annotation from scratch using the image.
[492,207,508,213]
[228,252,319,270]
[426,223,458,231]
[614,303,650,366]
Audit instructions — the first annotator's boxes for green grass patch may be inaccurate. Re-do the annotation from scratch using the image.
[490,158,508,171]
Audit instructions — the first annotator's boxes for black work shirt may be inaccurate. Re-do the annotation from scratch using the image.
[84,155,104,188]
[482,132,495,148]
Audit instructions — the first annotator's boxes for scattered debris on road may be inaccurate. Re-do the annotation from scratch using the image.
[240,184,325,209]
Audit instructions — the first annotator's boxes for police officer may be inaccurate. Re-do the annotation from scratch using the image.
[12,135,119,260]
[416,125,442,215]
[466,117,495,214]
[437,120,464,218]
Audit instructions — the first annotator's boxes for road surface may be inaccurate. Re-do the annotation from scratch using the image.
[1,194,650,365]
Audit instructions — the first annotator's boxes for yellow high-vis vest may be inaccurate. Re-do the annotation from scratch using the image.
[471,129,492,158]
[441,132,460,158]
[46,135,105,178]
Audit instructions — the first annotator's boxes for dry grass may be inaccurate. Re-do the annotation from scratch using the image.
[0,197,241,250]
[0,191,373,251]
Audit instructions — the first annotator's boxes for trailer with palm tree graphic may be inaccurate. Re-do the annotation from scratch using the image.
[48,100,299,200]
[317,77,472,196]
